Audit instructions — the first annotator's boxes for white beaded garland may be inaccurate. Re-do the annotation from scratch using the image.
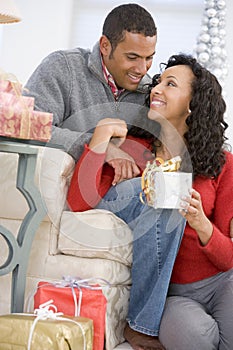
[211,46,222,56]
[217,0,226,9]
[210,36,220,45]
[194,0,228,87]
[219,28,226,37]
[208,27,218,36]
[207,8,217,17]
[200,33,210,43]
[205,0,215,8]
[196,42,208,53]
[198,52,210,63]
[201,25,209,32]
[209,17,219,26]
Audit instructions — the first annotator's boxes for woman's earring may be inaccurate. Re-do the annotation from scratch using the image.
[188,108,191,114]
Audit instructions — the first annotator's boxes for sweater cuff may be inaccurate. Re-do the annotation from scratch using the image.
[85,143,106,158]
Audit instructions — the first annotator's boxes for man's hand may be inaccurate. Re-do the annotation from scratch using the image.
[106,142,140,185]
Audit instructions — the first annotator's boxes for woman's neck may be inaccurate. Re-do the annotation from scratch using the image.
[156,122,187,160]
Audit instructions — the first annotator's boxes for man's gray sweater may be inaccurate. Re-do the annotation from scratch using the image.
[25,43,157,160]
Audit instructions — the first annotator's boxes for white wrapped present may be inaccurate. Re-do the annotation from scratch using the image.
[141,156,192,209]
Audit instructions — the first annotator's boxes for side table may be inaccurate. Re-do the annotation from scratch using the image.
[0,138,60,313]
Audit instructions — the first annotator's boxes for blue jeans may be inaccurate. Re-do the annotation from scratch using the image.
[96,177,186,336]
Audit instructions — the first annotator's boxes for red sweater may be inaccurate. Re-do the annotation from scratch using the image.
[67,136,153,211]
[67,137,233,284]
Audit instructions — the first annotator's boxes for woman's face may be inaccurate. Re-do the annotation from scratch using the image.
[148,65,194,128]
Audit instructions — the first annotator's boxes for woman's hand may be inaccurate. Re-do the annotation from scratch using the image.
[179,189,213,246]
[89,118,128,153]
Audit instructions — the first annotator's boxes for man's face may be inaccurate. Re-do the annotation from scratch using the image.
[100,31,156,91]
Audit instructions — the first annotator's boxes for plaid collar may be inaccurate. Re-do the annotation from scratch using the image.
[101,57,124,100]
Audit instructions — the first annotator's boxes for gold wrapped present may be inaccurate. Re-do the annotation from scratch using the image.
[141,156,192,209]
[0,313,93,349]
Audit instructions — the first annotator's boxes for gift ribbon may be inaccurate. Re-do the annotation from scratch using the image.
[25,276,111,317]
[61,276,111,290]
[27,299,87,350]
[57,276,111,317]
[11,81,31,139]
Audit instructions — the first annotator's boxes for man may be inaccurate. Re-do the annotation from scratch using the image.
[24,3,158,185]
[25,4,165,350]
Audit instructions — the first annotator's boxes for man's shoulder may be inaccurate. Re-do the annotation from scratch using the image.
[45,47,92,62]
[42,43,101,73]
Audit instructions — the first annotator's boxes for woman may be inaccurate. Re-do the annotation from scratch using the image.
[67,54,233,350]
[155,57,233,349]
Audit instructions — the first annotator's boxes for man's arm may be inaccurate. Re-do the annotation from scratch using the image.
[24,51,91,159]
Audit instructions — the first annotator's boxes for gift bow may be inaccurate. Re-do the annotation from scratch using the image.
[27,300,87,350]
[33,299,63,319]
[0,73,31,138]
[61,276,111,290]
[140,156,182,205]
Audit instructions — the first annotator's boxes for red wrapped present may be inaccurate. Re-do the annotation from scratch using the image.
[34,279,108,350]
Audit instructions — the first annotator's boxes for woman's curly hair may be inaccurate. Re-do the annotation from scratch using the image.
[144,53,229,179]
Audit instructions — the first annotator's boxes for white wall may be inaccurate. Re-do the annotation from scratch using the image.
[0,0,232,146]
[0,0,74,83]
[73,1,203,73]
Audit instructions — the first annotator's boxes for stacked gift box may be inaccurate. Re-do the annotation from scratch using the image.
[0,310,93,349]
[0,278,108,349]
[33,280,107,350]
[0,79,53,142]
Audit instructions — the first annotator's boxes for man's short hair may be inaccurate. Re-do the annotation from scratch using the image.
[102,3,157,52]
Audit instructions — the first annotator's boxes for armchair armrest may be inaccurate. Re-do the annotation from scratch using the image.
[36,147,75,225]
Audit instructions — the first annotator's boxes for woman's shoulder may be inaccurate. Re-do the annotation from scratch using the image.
[224,150,233,163]
[221,150,233,175]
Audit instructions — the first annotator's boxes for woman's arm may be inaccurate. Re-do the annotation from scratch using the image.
[67,118,128,211]
[180,152,233,270]
[180,189,213,246]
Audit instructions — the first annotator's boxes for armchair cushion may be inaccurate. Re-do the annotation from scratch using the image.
[59,209,132,266]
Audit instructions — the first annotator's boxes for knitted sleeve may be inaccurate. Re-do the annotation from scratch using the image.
[67,144,113,212]
[200,151,233,270]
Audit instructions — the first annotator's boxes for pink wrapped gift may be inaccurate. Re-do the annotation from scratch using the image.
[0,79,53,141]
[0,91,35,111]
[30,110,53,142]
[0,106,53,142]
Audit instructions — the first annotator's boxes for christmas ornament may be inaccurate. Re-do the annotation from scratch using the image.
[194,0,227,87]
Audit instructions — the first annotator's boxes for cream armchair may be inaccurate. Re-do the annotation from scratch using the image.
[0,146,133,350]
